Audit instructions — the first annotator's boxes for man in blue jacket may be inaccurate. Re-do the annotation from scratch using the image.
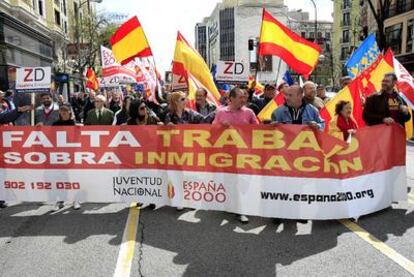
[271,85,325,131]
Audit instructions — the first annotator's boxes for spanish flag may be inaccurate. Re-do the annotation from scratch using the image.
[257,92,285,122]
[85,68,99,91]
[172,32,220,102]
[248,76,265,95]
[259,9,321,79]
[110,16,152,65]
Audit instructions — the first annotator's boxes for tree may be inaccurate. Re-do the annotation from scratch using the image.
[365,0,392,50]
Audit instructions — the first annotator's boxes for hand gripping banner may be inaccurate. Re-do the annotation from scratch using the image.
[0,124,407,219]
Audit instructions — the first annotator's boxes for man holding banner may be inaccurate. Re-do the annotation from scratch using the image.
[363,73,411,127]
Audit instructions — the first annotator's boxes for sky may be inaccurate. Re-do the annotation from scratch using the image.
[98,0,333,74]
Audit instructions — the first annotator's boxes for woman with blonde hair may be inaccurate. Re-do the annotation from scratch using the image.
[164,91,212,124]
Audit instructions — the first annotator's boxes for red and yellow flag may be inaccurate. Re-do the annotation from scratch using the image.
[259,9,321,79]
[110,16,152,65]
[85,68,99,91]
[172,32,220,102]
[257,92,285,122]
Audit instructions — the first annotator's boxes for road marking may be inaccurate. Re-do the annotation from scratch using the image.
[114,204,140,277]
[340,219,414,275]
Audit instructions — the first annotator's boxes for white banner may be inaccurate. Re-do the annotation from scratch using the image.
[16,67,51,92]
[0,167,406,220]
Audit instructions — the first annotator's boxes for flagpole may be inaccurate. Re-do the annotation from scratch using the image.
[255,8,266,82]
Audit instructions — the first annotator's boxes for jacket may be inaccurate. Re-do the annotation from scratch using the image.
[35,104,60,126]
[271,103,325,131]
[85,108,114,125]
[363,91,411,126]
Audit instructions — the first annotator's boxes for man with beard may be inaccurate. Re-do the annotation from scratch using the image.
[35,92,60,126]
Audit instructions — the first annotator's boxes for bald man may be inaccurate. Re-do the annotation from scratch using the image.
[271,85,325,131]
[303,81,325,110]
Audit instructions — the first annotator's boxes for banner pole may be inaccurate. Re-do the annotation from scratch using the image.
[31,93,35,126]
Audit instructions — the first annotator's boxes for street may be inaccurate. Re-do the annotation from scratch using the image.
[0,145,413,277]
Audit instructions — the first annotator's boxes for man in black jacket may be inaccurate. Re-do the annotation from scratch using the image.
[363,73,411,127]
[0,90,32,208]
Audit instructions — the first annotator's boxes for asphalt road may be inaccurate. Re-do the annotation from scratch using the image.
[0,146,413,277]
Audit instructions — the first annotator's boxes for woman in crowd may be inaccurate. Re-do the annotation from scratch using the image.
[329,100,358,141]
[113,96,134,125]
[127,98,161,125]
[52,103,81,211]
[164,91,212,124]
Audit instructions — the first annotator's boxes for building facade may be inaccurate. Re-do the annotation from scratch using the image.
[0,0,97,92]
[195,0,289,84]
[332,0,364,87]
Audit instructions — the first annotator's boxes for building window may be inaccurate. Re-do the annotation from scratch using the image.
[197,26,207,62]
[342,30,350,43]
[301,32,306,38]
[325,32,331,41]
[74,2,78,18]
[55,9,61,26]
[343,13,350,26]
[64,21,68,34]
[219,8,235,61]
[343,0,350,8]
[63,0,67,16]
[407,19,414,54]
[341,47,349,60]
[38,0,44,17]
[309,32,315,40]
[385,23,403,54]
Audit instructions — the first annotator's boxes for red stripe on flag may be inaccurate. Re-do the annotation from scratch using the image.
[259,42,315,78]
[110,16,142,45]
[172,61,188,78]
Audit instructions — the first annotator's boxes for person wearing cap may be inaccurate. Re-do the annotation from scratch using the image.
[84,95,114,125]
[52,103,81,211]
[253,84,277,112]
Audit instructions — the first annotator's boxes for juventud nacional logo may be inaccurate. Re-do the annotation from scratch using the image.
[167,181,175,199]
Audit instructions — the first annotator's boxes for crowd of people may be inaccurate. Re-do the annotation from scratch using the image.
[0,72,411,223]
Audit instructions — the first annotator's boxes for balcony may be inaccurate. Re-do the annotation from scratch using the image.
[383,1,414,19]
[340,20,351,27]
[340,38,350,44]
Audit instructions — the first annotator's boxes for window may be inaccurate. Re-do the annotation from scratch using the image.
[341,47,349,60]
[309,32,315,40]
[343,30,349,43]
[63,0,67,16]
[219,8,235,61]
[64,21,68,34]
[301,32,306,38]
[343,0,350,8]
[74,2,78,18]
[38,0,44,17]
[317,32,322,38]
[343,13,350,26]
[325,32,331,41]
[407,19,414,53]
[55,9,61,26]
[385,23,402,54]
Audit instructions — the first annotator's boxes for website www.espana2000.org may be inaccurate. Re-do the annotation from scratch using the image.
[261,189,374,205]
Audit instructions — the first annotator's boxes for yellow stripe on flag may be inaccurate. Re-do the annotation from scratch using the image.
[405,109,413,139]
[112,27,148,63]
[324,87,354,116]
[174,36,220,101]
[258,100,278,122]
[369,59,395,92]
[260,21,320,66]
